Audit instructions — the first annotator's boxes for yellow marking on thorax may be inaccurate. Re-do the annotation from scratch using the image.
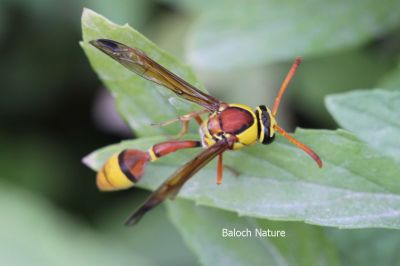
[200,115,217,148]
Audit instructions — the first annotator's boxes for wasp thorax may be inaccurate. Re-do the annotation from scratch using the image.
[255,105,276,145]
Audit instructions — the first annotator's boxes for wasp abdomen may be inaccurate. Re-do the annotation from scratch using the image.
[96,140,201,191]
[96,149,149,191]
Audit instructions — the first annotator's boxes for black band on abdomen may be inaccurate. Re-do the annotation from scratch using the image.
[118,150,139,183]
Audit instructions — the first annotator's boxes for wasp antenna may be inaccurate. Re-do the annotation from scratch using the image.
[272,57,302,116]
[274,124,322,168]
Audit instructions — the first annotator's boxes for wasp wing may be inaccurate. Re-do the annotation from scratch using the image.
[125,139,230,226]
[90,39,221,112]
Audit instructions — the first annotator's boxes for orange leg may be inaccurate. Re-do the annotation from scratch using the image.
[176,113,204,139]
[194,115,203,125]
[217,153,223,185]
[152,109,207,138]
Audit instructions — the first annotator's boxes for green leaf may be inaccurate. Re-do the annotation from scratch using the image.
[186,0,400,70]
[325,89,400,161]
[83,129,400,229]
[167,199,339,266]
[81,8,206,137]
[0,181,152,266]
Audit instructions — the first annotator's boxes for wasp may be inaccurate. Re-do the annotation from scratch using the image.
[89,39,322,226]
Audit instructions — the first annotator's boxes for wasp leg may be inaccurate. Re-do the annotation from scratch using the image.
[217,153,223,185]
[216,153,242,184]
[151,109,207,139]
[175,112,205,139]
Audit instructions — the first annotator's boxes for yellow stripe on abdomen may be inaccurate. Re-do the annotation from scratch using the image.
[96,152,135,191]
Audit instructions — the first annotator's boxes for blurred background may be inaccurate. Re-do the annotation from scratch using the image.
[1,0,400,265]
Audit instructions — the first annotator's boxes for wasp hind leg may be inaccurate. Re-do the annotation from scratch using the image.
[151,109,207,139]
[217,153,223,185]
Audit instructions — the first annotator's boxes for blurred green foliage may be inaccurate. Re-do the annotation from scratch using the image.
[1,0,400,265]
[184,0,400,70]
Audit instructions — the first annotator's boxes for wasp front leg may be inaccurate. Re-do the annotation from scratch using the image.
[96,140,202,191]
[151,109,208,139]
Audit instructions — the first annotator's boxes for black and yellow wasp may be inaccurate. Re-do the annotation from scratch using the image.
[89,39,322,226]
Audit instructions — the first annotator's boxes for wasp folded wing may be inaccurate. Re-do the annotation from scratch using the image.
[125,139,231,226]
[90,39,221,112]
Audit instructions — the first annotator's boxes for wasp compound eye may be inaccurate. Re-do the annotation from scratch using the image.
[255,105,275,145]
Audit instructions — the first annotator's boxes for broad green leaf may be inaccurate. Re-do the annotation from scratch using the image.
[186,0,400,70]
[325,227,400,266]
[83,129,400,229]
[81,8,206,137]
[325,89,400,161]
[167,199,339,266]
[0,181,152,266]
